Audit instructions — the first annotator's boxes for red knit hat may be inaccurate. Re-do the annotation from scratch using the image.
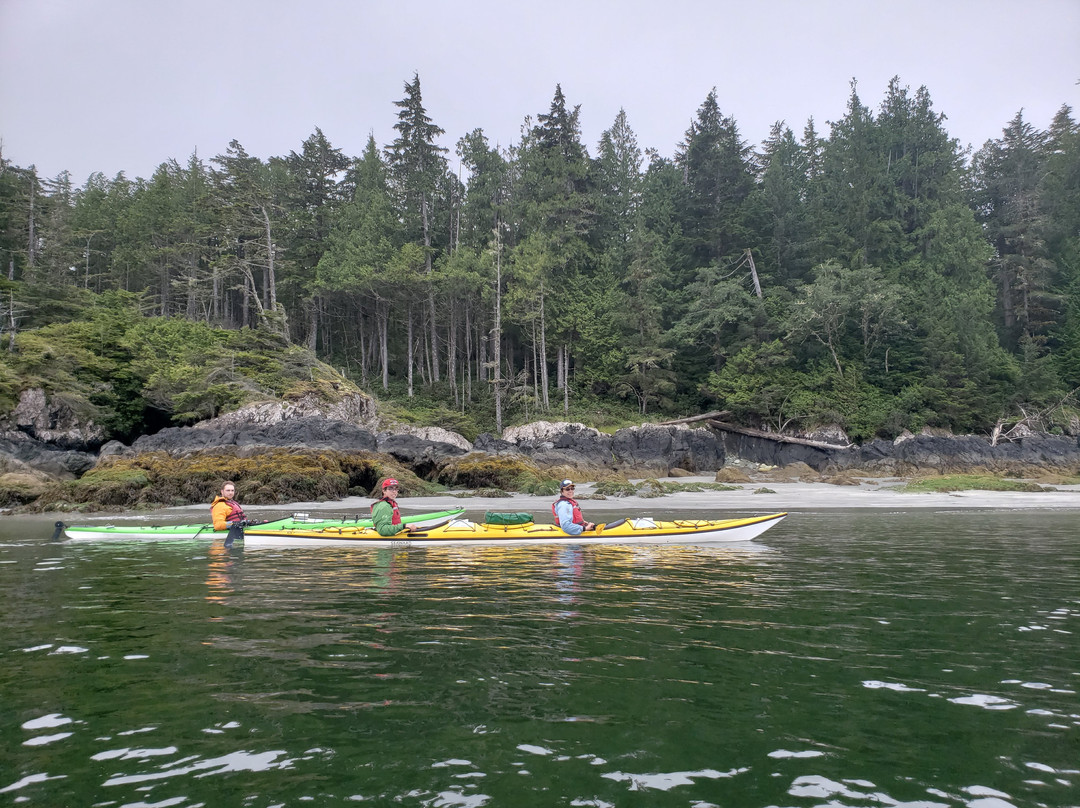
[382,478,399,489]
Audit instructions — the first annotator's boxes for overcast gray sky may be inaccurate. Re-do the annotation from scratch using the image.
[2,0,1079,186]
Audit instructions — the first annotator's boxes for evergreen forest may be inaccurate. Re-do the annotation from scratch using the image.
[1,75,1078,444]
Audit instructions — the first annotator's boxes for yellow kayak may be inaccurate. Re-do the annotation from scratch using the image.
[243,512,787,548]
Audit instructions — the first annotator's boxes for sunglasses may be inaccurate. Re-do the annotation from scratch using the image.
[562,485,575,490]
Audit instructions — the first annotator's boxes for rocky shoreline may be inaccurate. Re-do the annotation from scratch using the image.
[2,402,1079,512]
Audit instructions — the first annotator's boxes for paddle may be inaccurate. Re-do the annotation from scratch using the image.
[225,522,243,547]
[599,518,626,531]
[224,518,266,546]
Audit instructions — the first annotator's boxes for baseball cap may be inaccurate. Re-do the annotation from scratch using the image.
[382,478,399,489]
[560,479,574,488]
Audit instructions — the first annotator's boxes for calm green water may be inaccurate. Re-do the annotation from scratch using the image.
[1,509,1078,807]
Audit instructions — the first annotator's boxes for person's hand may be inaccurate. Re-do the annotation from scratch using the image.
[586,522,596,531]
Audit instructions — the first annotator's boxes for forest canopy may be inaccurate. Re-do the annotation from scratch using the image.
[1,75,1077,443]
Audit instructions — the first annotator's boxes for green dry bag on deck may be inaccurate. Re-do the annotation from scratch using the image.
[484,511,532,525]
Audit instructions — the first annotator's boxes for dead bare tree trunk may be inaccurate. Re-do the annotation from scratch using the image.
[448,305,458,405]
[379,303,389,391]
[27,172,36,268]
[261,206,277,310]
[493,222,503,435]
[746,249,762,298]
[539,282,549,410]
[306,298,319,351]
[407,306,415,398]
[422,192,439,383]
[7,291,18,351]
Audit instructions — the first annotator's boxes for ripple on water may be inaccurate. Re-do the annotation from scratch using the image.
[0,773,67,795]
[21,714,73,730]
[99,749,300,786]
[602,767,748,791]
[789,775,949,806]
[948,694,1020,710]
[22,732,73,747]
[21,713,77,747]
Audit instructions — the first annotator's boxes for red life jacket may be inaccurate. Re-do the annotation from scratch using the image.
[371,496,402,525]
[551,495,584,527]
[225,499,247,522]
[213,497,247,524]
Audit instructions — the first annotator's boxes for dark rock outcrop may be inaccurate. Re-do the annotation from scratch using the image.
[475,421,726,473]
[0,434,96,478]
[376,432,469,478]
[492,422,615,468]
[132,416,379,455]
[2,388,107,451]
[612,423,724,472]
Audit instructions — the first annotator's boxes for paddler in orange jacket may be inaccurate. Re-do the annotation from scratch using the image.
[211,481,248,531]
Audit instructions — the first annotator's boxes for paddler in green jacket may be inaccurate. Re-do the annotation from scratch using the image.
[371,478,416,537]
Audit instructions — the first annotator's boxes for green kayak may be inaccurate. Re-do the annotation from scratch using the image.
[59,508,466,541]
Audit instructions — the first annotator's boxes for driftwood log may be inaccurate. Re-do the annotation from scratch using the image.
[707,421,854,451]
[658,410,731,426]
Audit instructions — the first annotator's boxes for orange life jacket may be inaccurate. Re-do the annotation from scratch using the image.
[211,497,247,526]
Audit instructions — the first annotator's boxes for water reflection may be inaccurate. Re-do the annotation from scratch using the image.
[204,540,239,606]
[554,545,584,617]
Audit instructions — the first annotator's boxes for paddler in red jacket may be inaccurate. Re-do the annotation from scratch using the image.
[552,479,596,535]
[211,481,248,531]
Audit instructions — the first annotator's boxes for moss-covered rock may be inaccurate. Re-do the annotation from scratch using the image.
[0,472,51,508]
[592,480,642,497]
[715,467,752,483]
[24,447,440,512]
[435,452,548,493]
[900,474,1051,493]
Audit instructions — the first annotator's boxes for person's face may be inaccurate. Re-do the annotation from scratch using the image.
[561,485,574,495]
[385,485,399,497]
[222,484,235,499]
